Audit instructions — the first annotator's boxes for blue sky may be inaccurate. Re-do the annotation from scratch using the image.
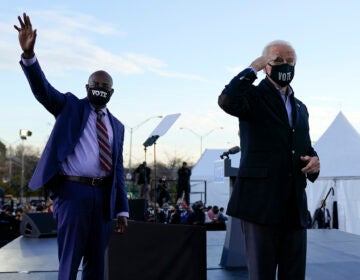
[1,0,360,165]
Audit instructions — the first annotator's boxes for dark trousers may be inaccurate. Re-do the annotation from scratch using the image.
[177,185,190,205]
[240,219,307,280]
[53,180,113,280]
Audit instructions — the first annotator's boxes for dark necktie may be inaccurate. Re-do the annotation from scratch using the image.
[95,110,112,172]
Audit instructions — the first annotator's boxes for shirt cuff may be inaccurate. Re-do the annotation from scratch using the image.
[117,212,129,218]
[21,55,37,66]
[249,66,257,75]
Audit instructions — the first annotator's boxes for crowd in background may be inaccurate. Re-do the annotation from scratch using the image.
[145,198,228,230]
[130,170,228,229]
[0,199,53,248]
[0,194,227,250]
[1,184,333,250]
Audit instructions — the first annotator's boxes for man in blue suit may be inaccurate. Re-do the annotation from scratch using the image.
[14,13,129,280]
[218,40,320,280]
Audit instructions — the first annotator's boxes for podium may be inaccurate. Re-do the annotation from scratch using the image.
[220,158,247,268]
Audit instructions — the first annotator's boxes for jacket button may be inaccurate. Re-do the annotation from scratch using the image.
[292,150,295,154]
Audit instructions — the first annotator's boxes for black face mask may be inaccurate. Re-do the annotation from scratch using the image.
[87,87,112,108]
[267,63,295,87]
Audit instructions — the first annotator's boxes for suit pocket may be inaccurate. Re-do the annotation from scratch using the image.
[237,167,269,202]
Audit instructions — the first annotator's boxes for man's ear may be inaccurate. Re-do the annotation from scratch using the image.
[110,88,114,96]
[85,84,89,91]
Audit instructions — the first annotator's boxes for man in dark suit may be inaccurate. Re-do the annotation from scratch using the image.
[218,40,320,280]
[134,161,151,201]
[313,200,331,229]
[14,13,129,280]
[176,162,192,205]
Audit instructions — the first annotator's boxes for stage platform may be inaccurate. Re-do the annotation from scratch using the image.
[0,229,360,279]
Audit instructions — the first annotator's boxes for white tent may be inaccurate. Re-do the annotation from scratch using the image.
[190,148,240,210]
[306,111,360,235]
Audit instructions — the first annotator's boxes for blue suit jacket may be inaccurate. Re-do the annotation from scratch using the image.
[20,59,129,219]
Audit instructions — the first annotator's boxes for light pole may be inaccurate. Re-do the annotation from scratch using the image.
[180,126,224,157]
[19,129,32,204]
[8,145,13,188]
[126,116,162,179]
[0,138,20,189]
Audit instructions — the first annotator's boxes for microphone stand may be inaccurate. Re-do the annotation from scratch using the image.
[321,187,335,208]
[143,135,159,223]
[142,113,181,223]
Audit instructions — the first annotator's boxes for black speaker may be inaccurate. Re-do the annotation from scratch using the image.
[20,212,57,238]
[128,199,147,221]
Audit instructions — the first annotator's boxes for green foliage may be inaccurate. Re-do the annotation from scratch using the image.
[0,141,5,164]
[0,144,40,200]
[0,145,195,203]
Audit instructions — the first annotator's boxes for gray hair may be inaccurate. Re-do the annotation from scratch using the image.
[262,40,297,61]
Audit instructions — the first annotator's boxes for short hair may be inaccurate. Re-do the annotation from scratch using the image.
[88,70,113,87]
[262,40,297,61]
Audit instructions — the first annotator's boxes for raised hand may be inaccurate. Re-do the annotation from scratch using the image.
[14,13,37,58]
[250,55,277,71]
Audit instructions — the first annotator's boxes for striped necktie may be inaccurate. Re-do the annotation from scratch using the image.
[95,110,112,172]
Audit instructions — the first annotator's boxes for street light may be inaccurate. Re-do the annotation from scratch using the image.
[126,116,162,179]
[180,126,224,157]
[19,129,32,204]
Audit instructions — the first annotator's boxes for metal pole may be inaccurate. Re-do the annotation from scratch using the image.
[20,140,25,204]
[19,129,32,204]
[128,127,133,175]
[126,115,162,177]
[8,146,12,188]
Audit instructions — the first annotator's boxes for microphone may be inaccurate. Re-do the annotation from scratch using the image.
[220,146,240,159]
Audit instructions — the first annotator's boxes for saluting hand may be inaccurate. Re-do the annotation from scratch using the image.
[250,55,277,71]
[14,12,37,58]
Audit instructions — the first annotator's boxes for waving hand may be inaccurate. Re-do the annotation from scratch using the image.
[14,13,37,58]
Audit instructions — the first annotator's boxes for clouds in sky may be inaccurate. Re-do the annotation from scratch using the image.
[3,3,360,163]
[5,9,207,82]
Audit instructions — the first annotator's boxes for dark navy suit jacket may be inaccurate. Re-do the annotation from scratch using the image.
[20,59,129,219]
[218,68,319,228]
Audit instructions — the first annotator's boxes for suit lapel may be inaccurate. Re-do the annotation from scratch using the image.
[292,96,301,129]
[260,79,290,127]
[80,99,92,133]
